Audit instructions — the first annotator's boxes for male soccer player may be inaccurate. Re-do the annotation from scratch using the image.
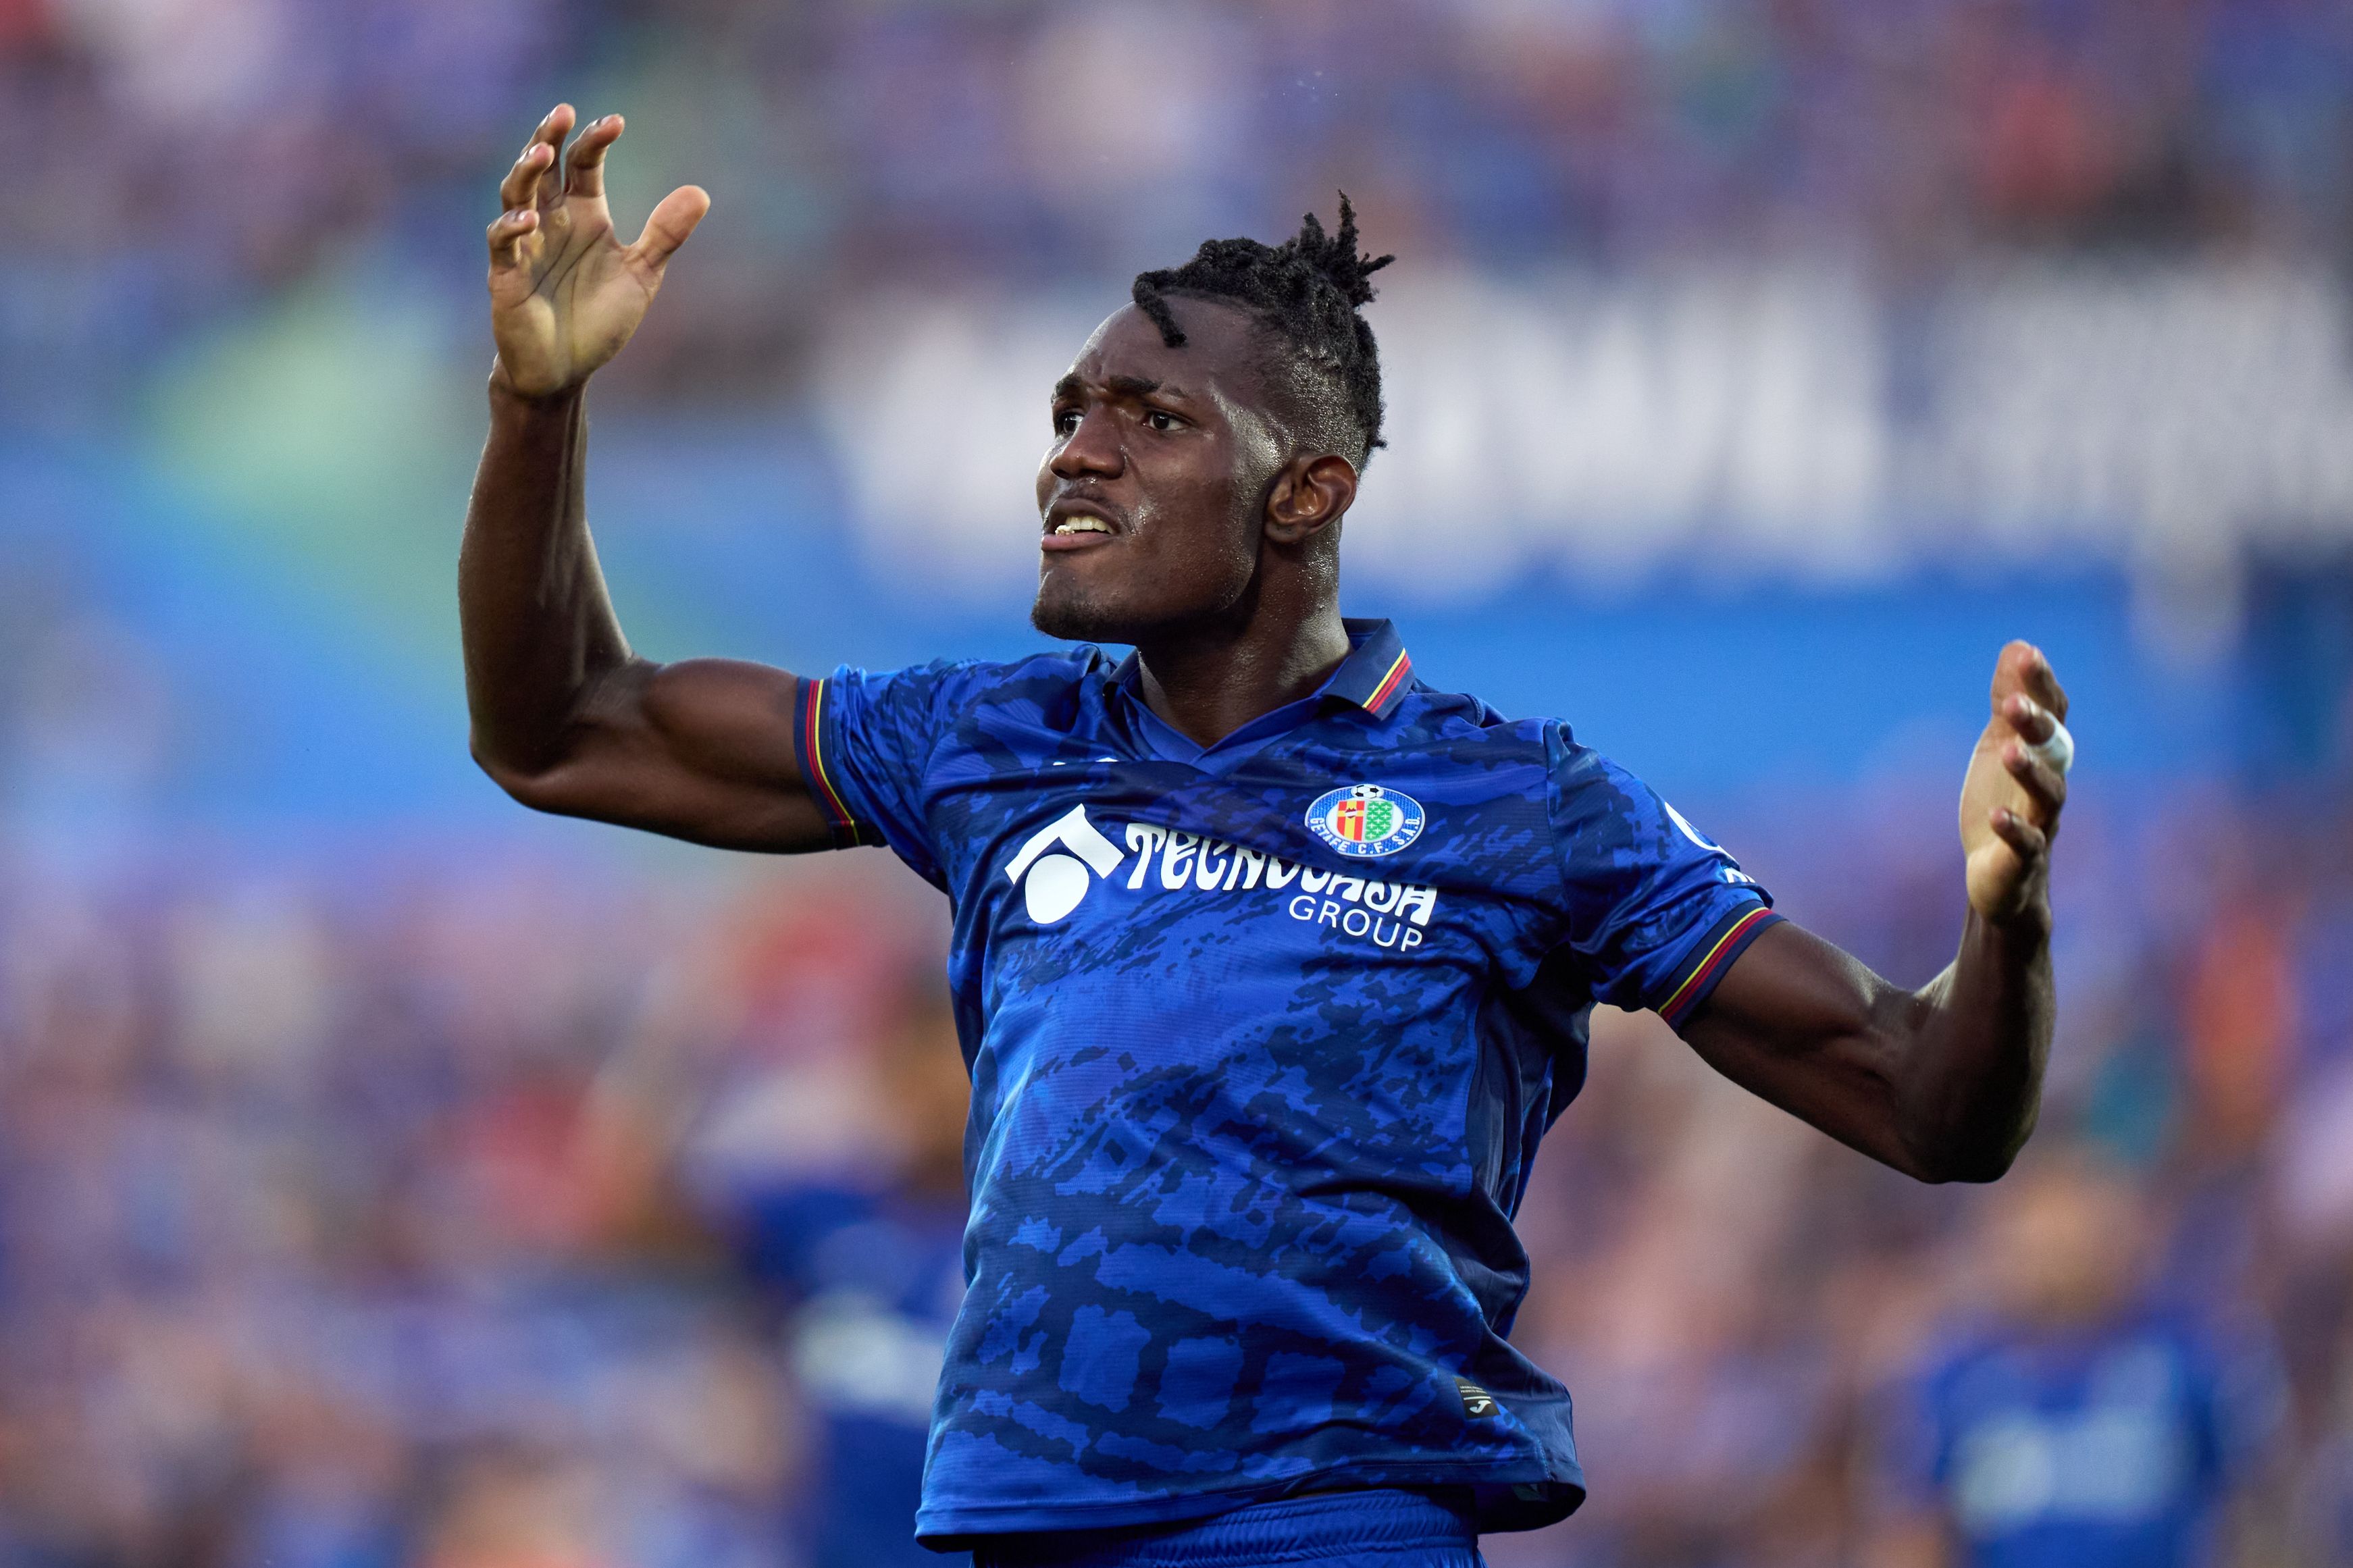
[1874,1153,2280,1568]
[461,107,2072,1568]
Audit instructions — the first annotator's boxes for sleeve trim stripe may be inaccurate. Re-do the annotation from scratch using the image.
[1657,904,1780,1026]
[1365,650,1414,713]
[799,677,863,843]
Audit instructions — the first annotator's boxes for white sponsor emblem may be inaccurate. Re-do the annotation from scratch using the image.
[1004,805,1127,924]
[999,802,1445,949]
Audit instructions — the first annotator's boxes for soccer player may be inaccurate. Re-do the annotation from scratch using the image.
[462,107,2073,1568]
[587,990,975,1568]
[1873,1153,2281,1568]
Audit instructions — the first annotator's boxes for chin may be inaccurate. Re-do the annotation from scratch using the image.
[1030,581,1143,644]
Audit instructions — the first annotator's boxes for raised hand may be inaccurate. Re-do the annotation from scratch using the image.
[1959,641,2070,925]
[486,104,710,398]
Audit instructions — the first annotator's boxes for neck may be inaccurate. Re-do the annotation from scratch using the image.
[1133,600,1352,748]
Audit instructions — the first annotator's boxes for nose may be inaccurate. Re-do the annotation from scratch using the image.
[1050,406,1123,481]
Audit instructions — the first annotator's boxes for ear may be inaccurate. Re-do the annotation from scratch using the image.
[1263,454,1359,546]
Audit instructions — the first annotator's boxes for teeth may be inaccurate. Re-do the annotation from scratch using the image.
[1053,517,1112,535]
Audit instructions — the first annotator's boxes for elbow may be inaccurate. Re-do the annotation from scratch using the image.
[1916,1147,2020,1186]
[1905,1107,2040,1186]
[470,731,569,814]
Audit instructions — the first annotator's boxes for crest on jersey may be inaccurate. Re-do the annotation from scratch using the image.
[1305,783,1424,858]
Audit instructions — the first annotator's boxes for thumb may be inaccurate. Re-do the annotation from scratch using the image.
[629,185,711,273]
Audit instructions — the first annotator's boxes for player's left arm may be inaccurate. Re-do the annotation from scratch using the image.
[1678,641,2069,1184]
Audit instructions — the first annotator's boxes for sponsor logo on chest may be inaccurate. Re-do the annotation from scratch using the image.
[1002,803,1439,951]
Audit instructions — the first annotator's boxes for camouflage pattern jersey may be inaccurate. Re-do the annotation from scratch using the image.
[795,619,1782,1545]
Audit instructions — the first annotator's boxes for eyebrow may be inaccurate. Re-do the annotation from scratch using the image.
[1051,373,1178,402]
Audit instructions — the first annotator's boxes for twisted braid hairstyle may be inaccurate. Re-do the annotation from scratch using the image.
[1131,197,1395,469]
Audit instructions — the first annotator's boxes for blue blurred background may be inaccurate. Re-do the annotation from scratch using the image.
[4,1,2353,1564]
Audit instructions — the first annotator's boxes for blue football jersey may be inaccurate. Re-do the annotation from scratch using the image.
[794,620,1780,1543]
[719,1182,969,1568]
[1898,1313,2277,1568]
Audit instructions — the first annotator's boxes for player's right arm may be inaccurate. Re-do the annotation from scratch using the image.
[461,105,834,852]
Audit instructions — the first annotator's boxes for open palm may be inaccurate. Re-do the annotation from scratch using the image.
[1959,641,2070,923]
[487,105,710,398]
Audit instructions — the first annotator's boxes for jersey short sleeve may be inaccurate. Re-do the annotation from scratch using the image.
[1543,724,1781,1024]
[798,660,994,885]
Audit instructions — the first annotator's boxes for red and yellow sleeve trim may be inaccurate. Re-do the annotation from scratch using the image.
[1364,649,1414,714]
[1656,903,1782,1028]
[795,676,867,848]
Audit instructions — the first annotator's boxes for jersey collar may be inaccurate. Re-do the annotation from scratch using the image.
[1321,618,1416,717]
[1107,617,1416,757]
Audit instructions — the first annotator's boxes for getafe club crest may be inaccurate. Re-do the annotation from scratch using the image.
[1305,783,1425,858]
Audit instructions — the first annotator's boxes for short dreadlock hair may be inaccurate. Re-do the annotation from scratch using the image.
[1131,197,1394,470]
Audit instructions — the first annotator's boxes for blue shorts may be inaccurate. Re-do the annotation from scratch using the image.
[968,1490,1484,1568]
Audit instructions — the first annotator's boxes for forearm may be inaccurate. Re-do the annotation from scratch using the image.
[1682,912,2052,1185]
[1686,643,2067,1183]
[1889,908,2052,1182]
[459,373,636,777]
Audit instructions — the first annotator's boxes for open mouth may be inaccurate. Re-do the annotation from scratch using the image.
[1041,502,1122,550]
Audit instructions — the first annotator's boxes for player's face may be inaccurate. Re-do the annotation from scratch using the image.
[1032,298,1289,644]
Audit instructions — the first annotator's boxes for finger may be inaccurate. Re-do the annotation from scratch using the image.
[566,114,623,200]
[2002,742,2067,822]
[1989,639,2036,704]
[2002,694,2057,746]
[487,207,540,269]
[1990,808,2048,864]
[499,142,556,212]
[523,104,575,211]
[533,102,576,153]
[2021,644,2069,720]
[627,185,711,273]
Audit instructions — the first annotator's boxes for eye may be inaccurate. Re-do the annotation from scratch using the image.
[1052,406,1081,436]
[1145,409,1183,433]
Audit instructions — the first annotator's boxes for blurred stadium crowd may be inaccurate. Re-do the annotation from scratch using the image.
[7,0,2353,1565]
[0,792,2349,1566]
[5,0,2349,422]
[0,850,958,1567]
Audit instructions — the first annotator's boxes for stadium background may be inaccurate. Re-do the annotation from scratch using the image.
[4,0,2353,1562]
